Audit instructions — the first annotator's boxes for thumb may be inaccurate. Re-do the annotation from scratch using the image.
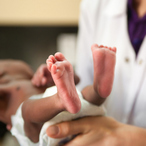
[46,118,88,138]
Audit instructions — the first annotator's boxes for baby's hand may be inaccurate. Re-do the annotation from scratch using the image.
[31,64,54,87]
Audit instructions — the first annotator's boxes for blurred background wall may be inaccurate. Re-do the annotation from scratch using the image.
[0,0,81,145]
[0,0,81,70]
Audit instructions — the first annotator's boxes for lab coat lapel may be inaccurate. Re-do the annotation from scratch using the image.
[126,36,146,123]
[104,0,146,122]
[137,36,146,63]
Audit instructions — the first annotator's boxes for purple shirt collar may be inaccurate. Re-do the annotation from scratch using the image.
[128,0,146,22]
[128,0,146,55]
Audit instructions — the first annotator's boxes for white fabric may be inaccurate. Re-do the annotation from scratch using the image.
[76,0,146,127]
[11,86,105,146]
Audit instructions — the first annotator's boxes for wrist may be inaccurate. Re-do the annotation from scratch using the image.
[114,123,146,146]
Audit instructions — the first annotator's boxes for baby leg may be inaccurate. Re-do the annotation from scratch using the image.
[46,53,81,114]
[91,44,116,98]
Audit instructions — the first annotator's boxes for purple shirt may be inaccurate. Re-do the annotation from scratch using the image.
[127,0,146,55]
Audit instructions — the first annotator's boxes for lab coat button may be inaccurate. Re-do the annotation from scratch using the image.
[139,60,143,65]
[125,58,129,63]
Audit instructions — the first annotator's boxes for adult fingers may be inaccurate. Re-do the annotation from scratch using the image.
[46,117,90,138]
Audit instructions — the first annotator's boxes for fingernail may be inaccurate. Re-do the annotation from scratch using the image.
[47,126,59,136]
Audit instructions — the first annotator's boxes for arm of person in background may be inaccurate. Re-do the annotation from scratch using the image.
[31,64,54,87]
[46,116,146,146]
[0,59,34,84]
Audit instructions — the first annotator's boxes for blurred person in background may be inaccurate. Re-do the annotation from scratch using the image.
[0,59,34,139]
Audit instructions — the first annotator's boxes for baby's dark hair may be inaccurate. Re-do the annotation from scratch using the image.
[0,91,9,110]
[0,122,7,138]
[0,91,9,138]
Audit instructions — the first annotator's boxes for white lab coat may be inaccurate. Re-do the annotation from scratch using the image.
[76,0,146,128]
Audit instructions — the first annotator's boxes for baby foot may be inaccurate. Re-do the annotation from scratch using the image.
[46,52,81,114]
[91,44,116,98]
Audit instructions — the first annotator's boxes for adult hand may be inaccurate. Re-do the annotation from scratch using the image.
[46,116,146,146]
[31,64,54,87]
